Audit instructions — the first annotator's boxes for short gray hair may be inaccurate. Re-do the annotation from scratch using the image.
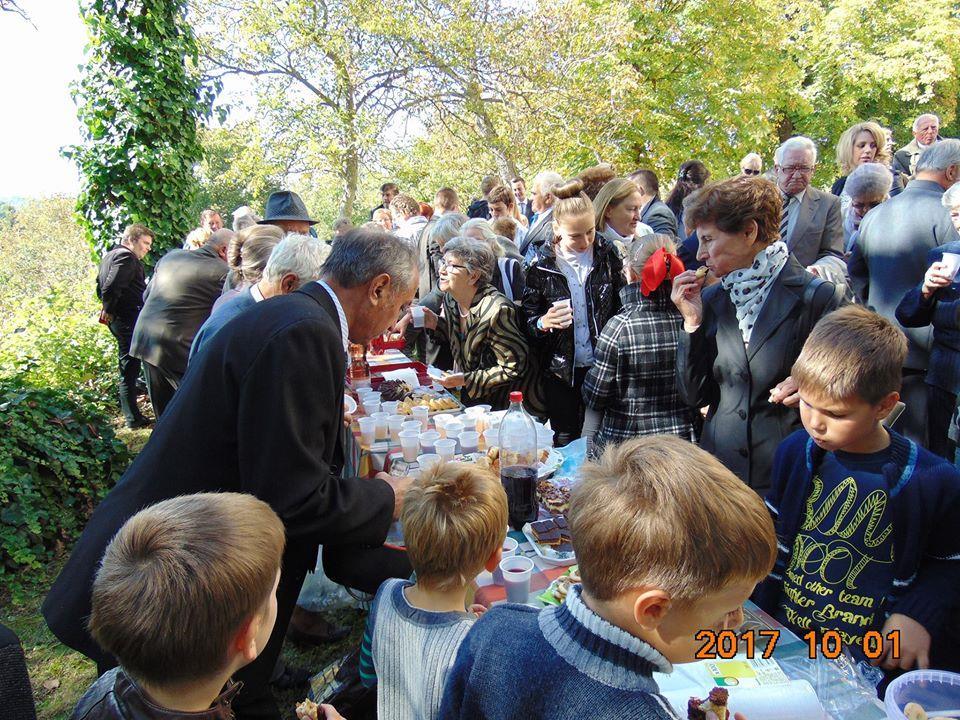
[442,237,496,286]
[533,170,563,195]
[461,218,497,242]
[916,139,960,173]
[206,228,235,251]
[845,163,893,200]
[913,113,940,132]
[942,182,960,210]
[425,212,467,249]
[321,227,418,292]
[774,136,818,165]
[232,206,260,232]
[262,234,330,286]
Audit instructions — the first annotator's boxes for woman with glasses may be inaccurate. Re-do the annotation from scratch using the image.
[521,179,624,444]
[739,153,763,176]
[832,121,903,219]
[671,176,845,492]
[399,238,535,410]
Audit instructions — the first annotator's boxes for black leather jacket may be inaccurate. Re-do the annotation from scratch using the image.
[521,236,624,386]
[71,668,240,720]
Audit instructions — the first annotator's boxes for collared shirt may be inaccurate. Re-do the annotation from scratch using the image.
[555,244,595,366]
[250,283,265,303]
[318,280,350,356]
[783,188,806,242]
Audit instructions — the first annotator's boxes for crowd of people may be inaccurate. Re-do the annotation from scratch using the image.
[37,111,960,720]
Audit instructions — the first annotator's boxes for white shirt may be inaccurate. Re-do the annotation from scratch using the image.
[317,280,350,356]
[250,283,265,303]
[555,245,595,367]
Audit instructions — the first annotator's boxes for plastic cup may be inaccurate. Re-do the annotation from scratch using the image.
[417,453,441,471]
[419,430,440,454]
[370,411,389,441]
[355,386,374,400]
[444,420,464,441]
[357,417,377,447]
[411,305,425,328]
[492,537,519,584]
[483,428,499,450]
[434,414,451,437]
[381,400,400,416]
[459,430,480,454]
[459,414,477,432]
[398,430,420,462]
[361,398,381,416]
[388,414,406,443]
[499,555,534,603]
[365,391,382,404]
[464,404,492,417]
[402,420,422,434]
[435,438,457,462]
[537,427,554,450]
[942,252,960,280]
[411,405,430,430]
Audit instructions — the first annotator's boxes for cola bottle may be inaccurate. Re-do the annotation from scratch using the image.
[498,391,538,530]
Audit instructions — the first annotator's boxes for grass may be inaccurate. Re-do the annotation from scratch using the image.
[1,407,368,719]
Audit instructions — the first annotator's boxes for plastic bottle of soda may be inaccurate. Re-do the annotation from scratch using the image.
[498,391,538,530]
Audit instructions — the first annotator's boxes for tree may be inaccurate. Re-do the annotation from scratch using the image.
[65,0,218,262]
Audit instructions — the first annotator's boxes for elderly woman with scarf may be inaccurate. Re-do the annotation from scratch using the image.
[672,177,845,492]
[582,234,698,456]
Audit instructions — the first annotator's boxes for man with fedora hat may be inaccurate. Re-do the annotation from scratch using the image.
[260,190,318,234]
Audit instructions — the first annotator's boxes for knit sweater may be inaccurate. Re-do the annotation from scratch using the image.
[437,585,680,720]
[754,429,960,641]
[359,579,476,720]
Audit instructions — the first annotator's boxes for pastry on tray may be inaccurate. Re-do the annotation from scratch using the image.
[687,687,728,720]
[295,699,319,720]
[537,478,570,515]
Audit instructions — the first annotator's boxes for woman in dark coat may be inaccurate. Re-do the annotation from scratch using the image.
[522,178,624,443]
[672,176,844,492]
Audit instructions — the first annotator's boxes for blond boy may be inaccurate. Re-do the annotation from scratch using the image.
[439,435,776,720]
[71,493,285,720]
[755,305,960,673]
[359,463,507,720]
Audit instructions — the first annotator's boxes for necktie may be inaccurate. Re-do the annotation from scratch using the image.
[780,195,793,241]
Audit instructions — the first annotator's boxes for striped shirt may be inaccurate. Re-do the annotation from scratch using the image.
[359,579,476,720]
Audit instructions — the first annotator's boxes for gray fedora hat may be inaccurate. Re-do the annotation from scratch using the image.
[259,191,318,225]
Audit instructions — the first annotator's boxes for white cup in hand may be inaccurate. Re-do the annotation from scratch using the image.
[552,299,573,327]
[411,305,425,328]
[941,253,960,281]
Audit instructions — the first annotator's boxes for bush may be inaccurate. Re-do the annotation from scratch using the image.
[0,379,130,596]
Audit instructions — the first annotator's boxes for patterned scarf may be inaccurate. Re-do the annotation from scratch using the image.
[720,241,790,344]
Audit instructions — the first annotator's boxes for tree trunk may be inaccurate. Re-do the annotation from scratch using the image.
[465,78,518,181]
[341,143,358,219]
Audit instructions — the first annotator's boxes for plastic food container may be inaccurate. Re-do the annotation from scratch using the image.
[884,669,960,719]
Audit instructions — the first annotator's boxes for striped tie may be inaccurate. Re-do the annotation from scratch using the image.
[780,195,793,241]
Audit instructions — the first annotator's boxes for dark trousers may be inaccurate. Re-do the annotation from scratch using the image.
[544,367,589,447]
[898,370,929,449]
[108,318,146,425]
[928,384,957,461]
[142,362,181,419]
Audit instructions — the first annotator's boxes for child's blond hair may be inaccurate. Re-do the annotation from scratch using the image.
[792,305,906,404]
[402,463,508,591]
[570,435,776,604]
[89,493,285,685]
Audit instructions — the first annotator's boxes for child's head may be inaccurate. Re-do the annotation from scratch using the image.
[570,435,776,664]
[89,493,285,688]
[792,305,906,453]
[402,462,508,591]
[550,178,596,254]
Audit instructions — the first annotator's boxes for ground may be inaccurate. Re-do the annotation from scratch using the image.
[0,415,367,720]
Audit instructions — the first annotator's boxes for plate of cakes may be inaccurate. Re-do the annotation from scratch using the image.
[522,515,576,566]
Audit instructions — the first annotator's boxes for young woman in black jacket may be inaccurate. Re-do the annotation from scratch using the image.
[521,178,624,444]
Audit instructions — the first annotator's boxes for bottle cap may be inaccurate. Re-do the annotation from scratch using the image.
[509,391,523,403]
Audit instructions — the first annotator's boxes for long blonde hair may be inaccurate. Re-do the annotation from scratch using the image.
[836,121,891,174]
[594,178,641,232]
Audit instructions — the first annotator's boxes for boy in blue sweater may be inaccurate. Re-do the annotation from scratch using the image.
[439,435,775,720]
[754,305,960,673]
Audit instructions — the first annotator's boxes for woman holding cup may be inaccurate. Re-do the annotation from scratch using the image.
[895,182,960,459]
[521,178,624,444]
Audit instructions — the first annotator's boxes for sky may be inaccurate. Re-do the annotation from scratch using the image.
[0,1,86,199]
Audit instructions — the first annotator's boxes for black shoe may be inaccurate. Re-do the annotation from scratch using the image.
[269,662,312,690]
[125,416,154,429]
[287,606,351,646]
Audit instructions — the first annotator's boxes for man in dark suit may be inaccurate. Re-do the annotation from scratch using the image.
[96,223,154,429]
[43,228,418,720]
[130,229,231,417]
[512,176,535,224]
[629,168,679,237]
[773,136,846,285]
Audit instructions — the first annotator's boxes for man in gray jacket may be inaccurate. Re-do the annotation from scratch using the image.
[131,229,231,417]
[849,139,960,445]
[893,113,942,182]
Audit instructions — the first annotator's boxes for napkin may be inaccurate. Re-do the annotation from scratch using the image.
[381,368,420,388]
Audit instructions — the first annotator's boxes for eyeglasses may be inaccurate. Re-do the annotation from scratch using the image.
[438,259,467,272]
[741,168,761,176]
[779,165,815,175]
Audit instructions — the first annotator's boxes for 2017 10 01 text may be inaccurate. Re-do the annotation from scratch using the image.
[694,629,901,660]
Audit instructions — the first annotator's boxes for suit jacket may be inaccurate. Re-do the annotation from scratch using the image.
[782,186,845,276]
[676,257,845,491]
[640,198,679,238]
[517,199,535,224]
[129,245,227,376]
[848,179,960,369]
[519,208,554,258]
[893,137,942,179]
[96,246,146,322]
[42,283,395,664]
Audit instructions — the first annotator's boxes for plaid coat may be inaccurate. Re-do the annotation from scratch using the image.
[582,283,696,450]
